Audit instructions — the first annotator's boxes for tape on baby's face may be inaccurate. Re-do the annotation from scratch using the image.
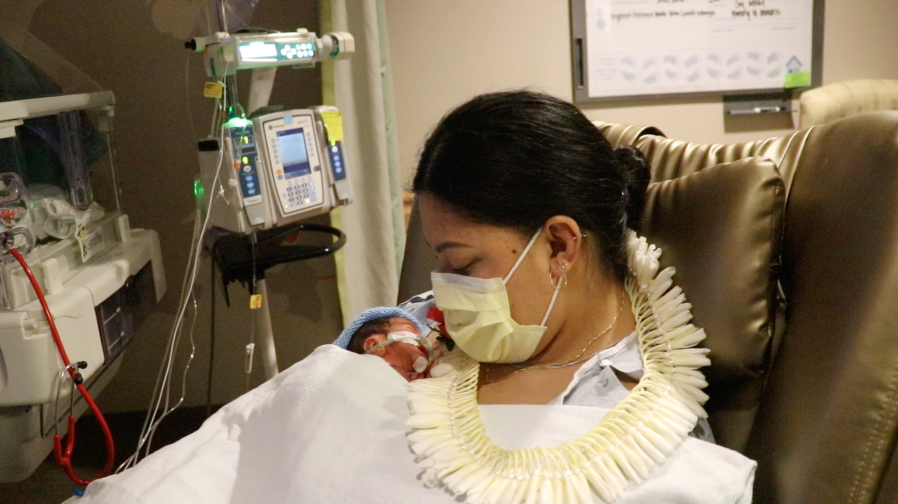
[365,331,433,369]
[413,356,428,373]
[388,330,422,345]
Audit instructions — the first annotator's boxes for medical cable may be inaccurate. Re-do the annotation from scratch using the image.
[120,65,232,470]
[8,247,115,485]
[144,293,198,456]
[185,55,198,143]
[138,67,231,456]
[102,106,124,213]
[153,222,203,441]
[247,230,257,391]
[124,192,206,467]
[206,249,217,418]
[209,96,221,138]
[126,183,205,466]
[147,72,233,441]
[119,204,202,470]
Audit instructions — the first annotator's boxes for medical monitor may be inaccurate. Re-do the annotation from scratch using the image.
[277,129,312,179]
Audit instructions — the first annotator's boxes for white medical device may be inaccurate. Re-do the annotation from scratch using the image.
[0,92,166,483]
[185,21,354,431]
[186,29,354,77]
[198,106,352,233]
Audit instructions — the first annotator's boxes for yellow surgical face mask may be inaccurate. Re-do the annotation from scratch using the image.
[431,230,561,363]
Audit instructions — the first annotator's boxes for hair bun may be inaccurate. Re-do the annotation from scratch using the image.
[614,146,651,230]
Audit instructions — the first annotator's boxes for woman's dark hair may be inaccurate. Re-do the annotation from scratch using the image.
[412,90,651,281]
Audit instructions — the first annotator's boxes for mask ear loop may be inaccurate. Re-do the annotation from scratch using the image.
[540,273,565,326]
[503,229,543,284]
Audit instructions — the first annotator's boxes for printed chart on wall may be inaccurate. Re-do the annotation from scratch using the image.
[571,0,823,101]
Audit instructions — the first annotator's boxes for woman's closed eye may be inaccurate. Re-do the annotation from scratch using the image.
[437,258,479,276]
[452,265,472,275]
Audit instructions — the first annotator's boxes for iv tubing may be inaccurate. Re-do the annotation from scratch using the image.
[121,61,232,471]
[9,248,115,485]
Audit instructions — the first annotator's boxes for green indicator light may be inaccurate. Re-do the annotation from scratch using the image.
[193,177,206,214]
[225,117,250,129]
[226,103,247,123]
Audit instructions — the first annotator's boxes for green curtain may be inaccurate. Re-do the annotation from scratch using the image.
[320,0,407,325]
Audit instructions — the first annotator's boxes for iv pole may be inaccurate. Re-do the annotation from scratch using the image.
[203,0,352,382]
[213,0,280,379]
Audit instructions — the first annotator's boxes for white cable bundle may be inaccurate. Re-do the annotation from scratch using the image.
[117,60,234,472]
[406,231,711,504]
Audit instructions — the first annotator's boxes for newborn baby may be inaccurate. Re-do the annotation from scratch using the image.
[334,307,435,381]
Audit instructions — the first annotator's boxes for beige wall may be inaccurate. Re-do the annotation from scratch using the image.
[25,1,342,413]
[386,0,898,184]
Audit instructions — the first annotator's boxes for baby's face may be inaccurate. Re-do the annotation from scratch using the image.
[363,318,428,381]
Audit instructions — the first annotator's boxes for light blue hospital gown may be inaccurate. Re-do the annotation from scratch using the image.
[399,292,715,444]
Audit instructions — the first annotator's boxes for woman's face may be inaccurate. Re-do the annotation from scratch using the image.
[418,193,559,329]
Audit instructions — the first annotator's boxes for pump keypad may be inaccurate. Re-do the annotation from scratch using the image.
[281,176,318,208]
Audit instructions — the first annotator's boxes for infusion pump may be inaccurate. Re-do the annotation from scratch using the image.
[198,107,352,233]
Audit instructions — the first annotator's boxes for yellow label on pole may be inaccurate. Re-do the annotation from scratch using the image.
[249,294,262,309]
[320,110,344,145]
[203,81,225,98]
[784,71,811,89]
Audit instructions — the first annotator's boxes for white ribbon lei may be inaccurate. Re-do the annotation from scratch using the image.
[406,231,712,504]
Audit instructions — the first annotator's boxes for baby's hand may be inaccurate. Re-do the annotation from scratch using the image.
[420,329,466,379]
[425,330,445,360]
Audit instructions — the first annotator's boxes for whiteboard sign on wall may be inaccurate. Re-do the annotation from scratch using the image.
[571,0,824,102]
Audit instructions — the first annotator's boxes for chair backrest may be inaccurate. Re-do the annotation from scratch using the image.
[599,112,898,504]
[799,79,898,128]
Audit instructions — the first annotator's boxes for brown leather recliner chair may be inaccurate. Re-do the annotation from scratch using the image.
[399,111,898,503]
[799,79,898,128]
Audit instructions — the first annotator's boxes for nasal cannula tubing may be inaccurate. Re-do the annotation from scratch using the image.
[119,62,232,471]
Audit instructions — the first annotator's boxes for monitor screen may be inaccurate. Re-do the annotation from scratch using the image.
[239,41,278,61]
[276,128,312,178]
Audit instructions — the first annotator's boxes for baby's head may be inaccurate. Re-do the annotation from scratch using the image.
[334,307,432,382]
[347,317,429,381]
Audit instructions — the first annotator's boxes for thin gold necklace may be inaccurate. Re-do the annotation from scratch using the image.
[481,290,625,385]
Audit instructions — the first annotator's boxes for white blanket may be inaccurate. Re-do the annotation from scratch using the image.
[81,345,756,504]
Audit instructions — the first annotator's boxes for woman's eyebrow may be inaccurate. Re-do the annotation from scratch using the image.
[434,242,470,254]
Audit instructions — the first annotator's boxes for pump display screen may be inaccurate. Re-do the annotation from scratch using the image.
[276,128,312,178]
[239,41,278,61]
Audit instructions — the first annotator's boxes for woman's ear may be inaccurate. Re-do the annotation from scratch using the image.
[363,334,388,355]
[544,216,583,278]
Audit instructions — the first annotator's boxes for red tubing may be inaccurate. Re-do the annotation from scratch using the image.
[10,248,115,485]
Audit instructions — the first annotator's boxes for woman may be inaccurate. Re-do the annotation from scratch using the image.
[399,90,754,503]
